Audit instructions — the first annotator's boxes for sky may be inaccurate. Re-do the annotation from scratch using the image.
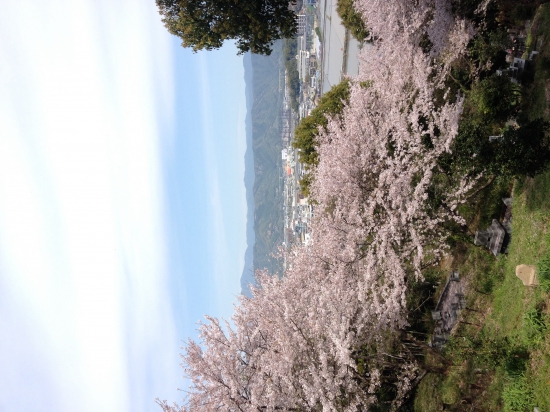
[0,0,248,410]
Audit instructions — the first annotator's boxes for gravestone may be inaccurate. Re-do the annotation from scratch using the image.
[515,264,539,286]
[475,219,507,256]
[431,310,442,321]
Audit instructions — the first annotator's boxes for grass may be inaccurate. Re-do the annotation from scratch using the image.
[415,165,550,410]
[413,5,550,406]
[522,3,550,120]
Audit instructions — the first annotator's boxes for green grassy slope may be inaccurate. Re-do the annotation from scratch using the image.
[414,5,550,410]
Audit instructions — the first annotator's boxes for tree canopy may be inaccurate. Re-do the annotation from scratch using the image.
[469,74,521,125]
[336,0,369,42]
[292,79,350,195]
[444,119,550,179]
[156,0,298,55]
[158,1,478,410]
[292,79,350,168]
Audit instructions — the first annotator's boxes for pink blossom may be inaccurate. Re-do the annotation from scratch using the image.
[162,1,477,410]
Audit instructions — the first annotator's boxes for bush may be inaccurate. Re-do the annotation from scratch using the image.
[493,118,550,178]
[469,74,521,125]
[292,80,350,194]
[443,118,550,180]
[467,28,508,77]
[315,26,322,41]
[336,0,369,41]
[293,79,350,166]
[284,38,300,111]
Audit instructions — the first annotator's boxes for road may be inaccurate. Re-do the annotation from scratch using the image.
[319,0,361,93]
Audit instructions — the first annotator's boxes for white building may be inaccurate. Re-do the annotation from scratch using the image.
[297,14,306,35]
[296,50,310,81]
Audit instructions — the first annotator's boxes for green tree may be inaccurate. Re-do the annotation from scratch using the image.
[292,80,350,195]
[470,74,521,125]
[467,28,508,76]
[492,118,550,178]
[156,0,298,55]
[441,118,550,179]
[292,79,350,167]
[283,38,300,111]
[336,0,369,42]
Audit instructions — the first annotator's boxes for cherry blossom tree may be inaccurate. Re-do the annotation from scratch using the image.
[160,0,478,410]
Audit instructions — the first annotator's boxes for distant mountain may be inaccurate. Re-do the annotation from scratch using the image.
[241,53,256,297]
[241,44,285,296]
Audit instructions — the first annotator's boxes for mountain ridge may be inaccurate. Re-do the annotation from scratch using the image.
[240,44,285,296]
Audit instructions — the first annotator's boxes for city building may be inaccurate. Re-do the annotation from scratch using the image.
[297,14,307,35]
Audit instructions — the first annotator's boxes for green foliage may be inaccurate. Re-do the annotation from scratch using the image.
[336,0,369,41]
[468,28,508,75]
[406,269,439,334]
[441,117,550,181]
[452,0,488,21]
[502,375,535,412]
[498,1,543,26]
[454,176,510,230]
[370,384,397,412]
[438,121,487,176]
[469,74,521,125]
[537,254,550,292]
[298,172,313,197]
[315,26,322,42]
[414,373,443,412]
[523,307,548,345]
[503,346,529,378]
[292,80,350,194]
[439,73,534,182]
[445,335,512,369]
[156,0,297,55]
[520,3,550,121]
[413,139,550,410]
[439,370,461,405]
[494,118,550,178]
[536,234,550,291]
[283,38,300,112]
[293,79,350,166]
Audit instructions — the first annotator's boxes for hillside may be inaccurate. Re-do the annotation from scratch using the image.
[241,44,285,295]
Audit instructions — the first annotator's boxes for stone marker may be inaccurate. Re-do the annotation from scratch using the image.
[515,264,539,286]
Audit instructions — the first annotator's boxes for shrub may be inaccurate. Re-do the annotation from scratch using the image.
[469,74,521,125]
[292,79,350,167]
[444,118,550,180]
[292,80,350,195]
[315,26,322,41]
[336,0,369,41]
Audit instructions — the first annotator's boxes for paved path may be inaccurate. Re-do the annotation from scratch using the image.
[319,0,361,93]
[320,0,346,93]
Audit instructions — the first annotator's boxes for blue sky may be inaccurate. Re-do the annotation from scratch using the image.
[0,0,247,410]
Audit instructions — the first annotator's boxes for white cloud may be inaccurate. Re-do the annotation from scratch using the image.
[0,0,179,410]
